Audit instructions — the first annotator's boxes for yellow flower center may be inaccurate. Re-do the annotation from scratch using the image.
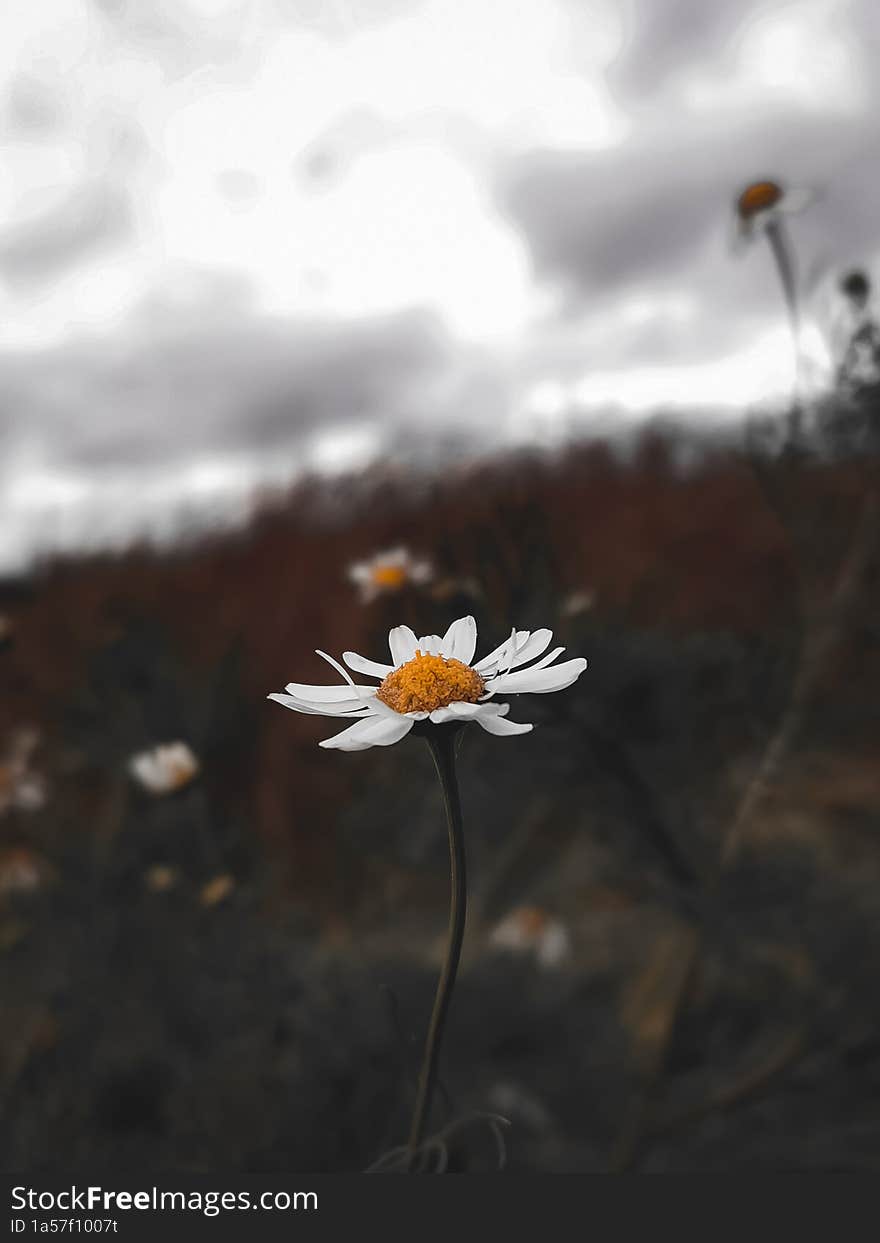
[371,564,408,589]
[377,650,485,715]
[737,179,783,219]
[514,906,552,938]
[168,759,196,790]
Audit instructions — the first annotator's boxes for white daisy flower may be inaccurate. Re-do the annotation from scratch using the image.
[128,741,200,795]
[0,728,47,817]
[560,588,596,619]
[199,873,236,908]
[0,846,45,897]
[733,178,814,241]
[268,615,587,751]
[144,864,179,893]
[489,906,571,969]
[347,546,433,603]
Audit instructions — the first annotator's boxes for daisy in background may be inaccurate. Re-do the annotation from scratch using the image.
[428,574,484,604]
[0,728,47,817]
[560,588,596,620]
[0,845,46,898]
[733,178,814,242]
[128,741,200,796]
[268,615,586,750]
[199,873,236,908]
[347,546,433,603]
[144,864,179,893]
[490,906,571,969]
[733,177,815,405]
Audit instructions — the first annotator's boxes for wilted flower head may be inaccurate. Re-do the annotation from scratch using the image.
[347,546,433,603]
[840,268,871,307]
[128,742,199,796]
[734,177,813,239]
[489,906,571,969]
[834,266,880,390]
[269,615,587,751]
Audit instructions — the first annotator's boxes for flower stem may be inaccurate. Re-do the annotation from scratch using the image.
[407,724,468,1165]
[765,218,802,410]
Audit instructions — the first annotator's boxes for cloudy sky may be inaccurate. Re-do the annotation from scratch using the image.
[1,0,878,570]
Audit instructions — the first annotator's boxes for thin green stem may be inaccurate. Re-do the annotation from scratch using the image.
[406,724,468,1165]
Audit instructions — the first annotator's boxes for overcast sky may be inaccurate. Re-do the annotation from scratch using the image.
[1,0,878,570]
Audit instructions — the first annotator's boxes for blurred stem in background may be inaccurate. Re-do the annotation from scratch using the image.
[406,724,468,1165]
[734,179,812,428]
[611,468,880,1172]
[764,218,803,417]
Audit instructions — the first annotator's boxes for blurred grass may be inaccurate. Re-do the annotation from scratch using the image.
[1,408,880,1171]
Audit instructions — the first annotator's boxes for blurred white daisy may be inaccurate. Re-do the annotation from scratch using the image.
[489,906,571,969]
[347,546,433,603]
[199,873,235,908]
[0,846,45,897]
[560,588,596,619]
[733,177,816,401]
[144,864,179,893]
[128,741,200,795]
[733,178,814,241]
[0,728,47,817]
[268,615,587,751]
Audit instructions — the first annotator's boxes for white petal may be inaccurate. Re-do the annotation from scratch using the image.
[471,701,510,718]
[343,651,393,679]
[388,625,419,666]
[428,707,455,724]
[417,633,444,655]
[428,702,480,723]
[778,186,815,215]
[486,657,587,695]
[527,645,566,671]
[269,693,374,718]
[284,681,375,702]
[367,695,412,720]
[429,701,510,724]
[316,649,358,687]
[441,616,477,664]
[508,629,553,668]
[319,713,414,751]
[474,629,527,674]
[475,712,533,736]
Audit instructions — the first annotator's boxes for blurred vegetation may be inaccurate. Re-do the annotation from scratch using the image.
[1,393,880,1171]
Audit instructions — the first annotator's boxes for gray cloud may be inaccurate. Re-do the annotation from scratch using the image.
[3,0,880,574]
[603,0,766,99]
[4,75,66,138]
[0,296,499,479]
[0,183,133,287]
[269,0,419,39]
[501,0,880,371]
[497,92,880,368]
